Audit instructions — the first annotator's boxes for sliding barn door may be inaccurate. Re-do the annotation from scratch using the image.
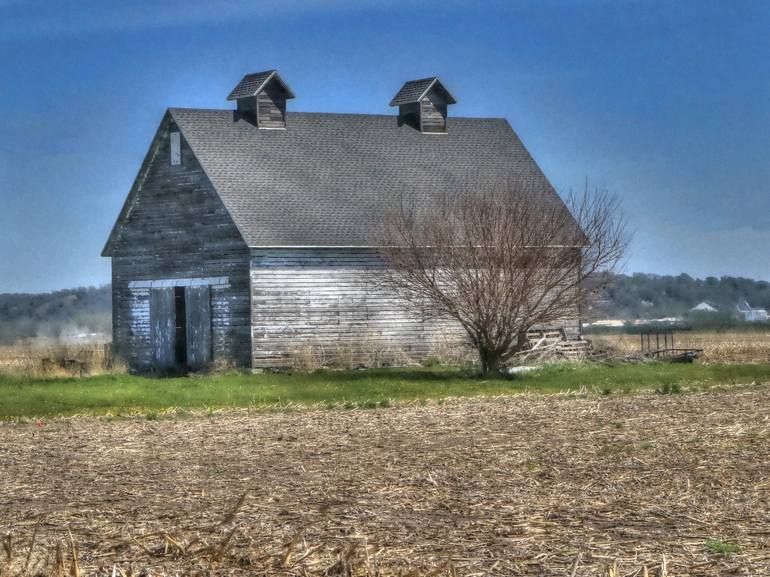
[150,288,176,370]
[185,285,212,371]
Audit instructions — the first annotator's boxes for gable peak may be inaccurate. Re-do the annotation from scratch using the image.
[389,77,456,107]
[227,69,295,101]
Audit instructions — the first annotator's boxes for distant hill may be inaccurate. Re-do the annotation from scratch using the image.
[589,273,770,320]
[0,286,111,345]
[1,273,768,345]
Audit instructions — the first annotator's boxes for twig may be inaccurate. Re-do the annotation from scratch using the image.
[67,530,79,577]
[21,523,39,575]
[570,552,581,577]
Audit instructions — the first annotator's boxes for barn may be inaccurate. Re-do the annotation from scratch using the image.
[103,70,579,372]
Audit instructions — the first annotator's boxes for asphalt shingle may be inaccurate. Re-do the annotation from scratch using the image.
[389,77,456,106]
[227,70,295,101]
[169,108,568,246]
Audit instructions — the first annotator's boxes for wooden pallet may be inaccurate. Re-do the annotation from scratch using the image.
[556,340,594,358]
[519,329,594,360]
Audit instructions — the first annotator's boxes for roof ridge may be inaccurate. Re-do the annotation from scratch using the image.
[167,107,506,122]
[226,69,296,101]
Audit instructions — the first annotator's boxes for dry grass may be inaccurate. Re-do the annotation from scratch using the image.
[589,330,770,364]
[2,388,770,575]
[288,335,438,371]
[0,344,125,378]
[287,332,471,371]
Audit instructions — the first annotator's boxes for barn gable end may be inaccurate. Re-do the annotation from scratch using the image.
[104,112,251,371]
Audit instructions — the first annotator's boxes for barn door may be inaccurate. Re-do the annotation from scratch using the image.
[185,285,212,371]
[150,287,176,370]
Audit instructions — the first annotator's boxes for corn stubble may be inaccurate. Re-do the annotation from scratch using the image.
[2,389,769,575]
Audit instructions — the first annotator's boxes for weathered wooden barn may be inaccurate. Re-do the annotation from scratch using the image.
[103,70,579,372]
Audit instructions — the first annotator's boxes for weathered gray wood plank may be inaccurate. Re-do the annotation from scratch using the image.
[186,286,212,371]
[248,248,580,368]
[150,288,176,370]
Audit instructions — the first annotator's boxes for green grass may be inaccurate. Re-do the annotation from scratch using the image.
[705,539,742,555]
[0,362,768,419]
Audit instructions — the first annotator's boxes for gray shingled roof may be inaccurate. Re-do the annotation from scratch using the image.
[389,77,456,106]
[227,70,295,101]
[167,108,571,246]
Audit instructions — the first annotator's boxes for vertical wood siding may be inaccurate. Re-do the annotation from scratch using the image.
[185,285,212,370]
[110,116,251,371]
[149,287,176,369]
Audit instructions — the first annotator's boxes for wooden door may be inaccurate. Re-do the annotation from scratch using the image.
[150,287,176,370]
[185,285,212,371]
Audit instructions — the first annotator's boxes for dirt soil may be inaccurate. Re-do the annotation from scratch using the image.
[2,388,770,576]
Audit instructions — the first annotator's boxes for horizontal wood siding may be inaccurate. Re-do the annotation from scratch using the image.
[257,84,287,129]
[250,249,581,368]
[420,90,447,134]
[250,249,463,368]
[110,116,251,371]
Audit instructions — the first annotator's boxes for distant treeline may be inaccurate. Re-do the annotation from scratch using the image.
[1,273,768,345]
[0,285,111,345]
[590,273,770,322]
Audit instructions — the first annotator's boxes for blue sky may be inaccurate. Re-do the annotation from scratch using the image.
[0,0,768,292]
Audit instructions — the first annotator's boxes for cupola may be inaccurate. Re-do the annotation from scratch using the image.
[227,69,295,129]
[389,77,456,134]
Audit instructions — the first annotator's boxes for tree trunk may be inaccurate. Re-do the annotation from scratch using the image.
[515,330,528,353]
[478,348,504,376]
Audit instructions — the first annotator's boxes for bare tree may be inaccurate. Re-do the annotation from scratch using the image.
[378,181,628,374]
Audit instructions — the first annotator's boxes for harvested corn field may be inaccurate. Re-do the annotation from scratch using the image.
[2,388,770,576]
[589,330,770,364]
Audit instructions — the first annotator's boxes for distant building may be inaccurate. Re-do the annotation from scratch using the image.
[737,300,769,322]
[586,319,626,328]
[690,302,718,313]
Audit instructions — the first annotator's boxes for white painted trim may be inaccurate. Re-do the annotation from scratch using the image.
[129,276,229,289]
[235,70,275,99]
[170,131,181,165]
[255,70,276,95]
[416,77,439,102]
